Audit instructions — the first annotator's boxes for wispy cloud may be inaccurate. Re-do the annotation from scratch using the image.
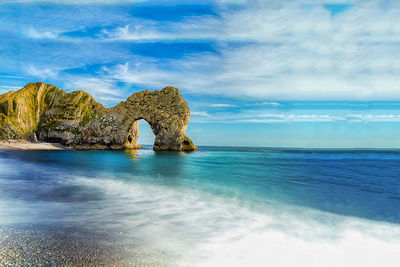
[65,77,122,100]
[100,16,221,42]
[240,114,345,123]
[192,111,211,117]
[0,75,24,79]
[254,102,281,106]
[26,28,59,39]
[101,25,162,42]
[97,95,124,102]
[193,112,400,124]
[95,1,400,100]
[211,104,237,107]
[346,114,400,122]
[26,65,58,80]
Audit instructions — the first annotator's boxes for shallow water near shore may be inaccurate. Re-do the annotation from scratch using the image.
[1,146,400,266]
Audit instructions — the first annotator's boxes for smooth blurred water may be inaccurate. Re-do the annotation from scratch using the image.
[1,146,400,266]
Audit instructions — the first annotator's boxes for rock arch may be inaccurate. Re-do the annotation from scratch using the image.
[72,86,198,151]
[109,86,197,151]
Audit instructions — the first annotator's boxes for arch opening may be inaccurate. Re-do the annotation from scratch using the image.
[123,119,155,149]
[136,119,156,148]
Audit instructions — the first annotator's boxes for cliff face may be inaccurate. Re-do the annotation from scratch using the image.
[0,82,198,151]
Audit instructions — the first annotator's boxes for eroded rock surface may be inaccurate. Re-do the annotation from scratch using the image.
[0,82,198,151]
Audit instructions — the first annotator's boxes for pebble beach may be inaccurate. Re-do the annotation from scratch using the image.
[0,225,173,267]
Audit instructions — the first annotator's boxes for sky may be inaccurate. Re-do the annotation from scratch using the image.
[1,0,400,147]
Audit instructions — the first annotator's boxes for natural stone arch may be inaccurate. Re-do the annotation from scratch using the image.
[75,86,198,151]
[107,86,197,151]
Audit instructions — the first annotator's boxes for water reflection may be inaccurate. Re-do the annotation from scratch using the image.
[124,149,138,161]
[154,151,186,157]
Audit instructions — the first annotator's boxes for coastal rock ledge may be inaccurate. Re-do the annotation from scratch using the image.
[0,82,198,151]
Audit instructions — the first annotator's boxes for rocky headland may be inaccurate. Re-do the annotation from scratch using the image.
[0,82,198,151]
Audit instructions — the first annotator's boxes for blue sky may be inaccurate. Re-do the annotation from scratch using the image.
[1,0,400,147]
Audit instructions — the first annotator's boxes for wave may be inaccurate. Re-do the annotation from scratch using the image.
[73,176,400,267]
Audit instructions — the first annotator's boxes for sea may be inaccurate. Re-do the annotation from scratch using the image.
[1,146,400,266]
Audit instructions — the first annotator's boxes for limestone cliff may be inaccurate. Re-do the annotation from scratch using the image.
[0,82,198,151]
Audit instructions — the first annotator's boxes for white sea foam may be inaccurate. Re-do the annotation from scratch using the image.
[74,176,400,267]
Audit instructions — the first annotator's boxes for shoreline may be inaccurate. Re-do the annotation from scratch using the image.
[0,142,68,150]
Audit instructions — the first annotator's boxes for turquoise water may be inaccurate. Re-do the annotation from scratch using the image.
[1,146,400,266]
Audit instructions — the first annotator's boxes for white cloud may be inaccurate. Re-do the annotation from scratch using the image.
[101,25,164,42]
[26,65,58,80]
[211,104,237,107]
[240,114,345,123]
[256,102,281,106]
[99,1,400,100]
[97,96,124,102]
[110,62,172,88]
[191,112,400,124]
[346,114,400,122]
[192,111,211,117]
[101,16,221,42]
[0,75,24,79]
[65,77,122,100]
[26,28,58,39]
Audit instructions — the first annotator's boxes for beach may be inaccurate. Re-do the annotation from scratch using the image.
[0,142,68,150]
[0,225,171,266]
